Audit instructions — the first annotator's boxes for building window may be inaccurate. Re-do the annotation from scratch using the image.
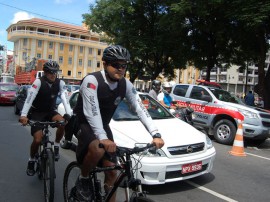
[49,41,53,49]
[23,38,27,46]
[38,40,42,48]
[88,48,92,54]
[48,55,53,60]
[97,61,100,68]
[88,60,91,67]
[22,52,27,59]
[78,71,82,77]
[68,57,72,65]
[37,53,41,58]
[69,45,73,52]
[79,46,83,53]
[59,56,63,64]
[60,43,64,51]
[78,59,83,66]
[97,49,101,55]
[67,70,72,76]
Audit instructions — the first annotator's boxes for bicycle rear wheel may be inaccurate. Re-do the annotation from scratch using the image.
[43,150,55,202]
[63,161,81,202]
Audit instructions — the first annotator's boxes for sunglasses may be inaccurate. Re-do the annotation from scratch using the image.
[46,70,58,75]
[110,63,128,70]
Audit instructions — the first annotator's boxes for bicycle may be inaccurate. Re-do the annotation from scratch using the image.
[63,143,156,202]
[28,120,66,202]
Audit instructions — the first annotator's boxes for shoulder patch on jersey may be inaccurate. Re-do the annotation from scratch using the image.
[87,83,96,90]
[32,84,37,89]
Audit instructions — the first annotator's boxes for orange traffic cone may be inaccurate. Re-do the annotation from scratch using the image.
[229,120,246,157]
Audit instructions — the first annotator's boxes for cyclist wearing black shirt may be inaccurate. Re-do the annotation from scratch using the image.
[73,45,164,201]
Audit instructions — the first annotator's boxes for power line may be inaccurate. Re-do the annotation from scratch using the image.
[0,2,82,26]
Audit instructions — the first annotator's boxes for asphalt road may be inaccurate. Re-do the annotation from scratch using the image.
[0,105,269,202]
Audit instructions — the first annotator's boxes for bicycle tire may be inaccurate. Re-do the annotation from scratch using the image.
[130,196,156,202]
[63,161,81,202]
[43,150,55,202]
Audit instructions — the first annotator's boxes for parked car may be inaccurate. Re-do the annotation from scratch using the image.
[58,90,216,185]
[171,84,270,145]
[0,82,19,105]
[65,84,80,97]
[14,85,31,115]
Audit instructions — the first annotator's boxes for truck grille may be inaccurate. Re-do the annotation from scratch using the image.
[259,113,270,119]
[262,121,270,127]
[167,142,205,155]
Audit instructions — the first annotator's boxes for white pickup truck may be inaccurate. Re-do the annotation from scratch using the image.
[171,84,270,145]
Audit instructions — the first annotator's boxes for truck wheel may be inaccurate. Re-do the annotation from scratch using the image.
[213,119,236,145]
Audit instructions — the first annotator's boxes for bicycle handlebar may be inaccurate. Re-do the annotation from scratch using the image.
[99,143,156,157]
[27,120,66,128]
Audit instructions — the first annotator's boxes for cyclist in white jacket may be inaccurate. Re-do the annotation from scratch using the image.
[73,45,164,202]
[19,61,71,176]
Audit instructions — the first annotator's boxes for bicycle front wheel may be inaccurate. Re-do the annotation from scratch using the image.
[63,161,81,202]
[43,150,55,202]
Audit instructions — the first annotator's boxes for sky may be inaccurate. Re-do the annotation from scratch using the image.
[0,0,95,51]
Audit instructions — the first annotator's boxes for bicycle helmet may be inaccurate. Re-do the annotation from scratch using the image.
[43,61,59,73]
[102,45,131,63]
[162,82,172,95]
[152,80,161,91]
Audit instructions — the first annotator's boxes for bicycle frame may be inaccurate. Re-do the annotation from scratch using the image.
[63,144,155,202]
[91,145,152,202]
[28,120,65,202]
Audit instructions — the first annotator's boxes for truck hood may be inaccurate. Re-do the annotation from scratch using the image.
[111,117,206,149]
[219,101,270,114]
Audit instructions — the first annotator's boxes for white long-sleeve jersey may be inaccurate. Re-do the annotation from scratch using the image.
[21,78,72,117]
[80,71,159,140]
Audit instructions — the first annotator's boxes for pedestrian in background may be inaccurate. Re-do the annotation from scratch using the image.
[148,80,161,100]
[245,90,255,106]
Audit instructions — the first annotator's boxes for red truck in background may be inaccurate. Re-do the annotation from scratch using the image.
[15,70,44,85]
[15,59,46,85]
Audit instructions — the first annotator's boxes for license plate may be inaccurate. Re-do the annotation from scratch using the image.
[181,161,202,174]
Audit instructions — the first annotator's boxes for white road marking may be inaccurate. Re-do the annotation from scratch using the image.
[246,152,270,160]
[186,180,238,202]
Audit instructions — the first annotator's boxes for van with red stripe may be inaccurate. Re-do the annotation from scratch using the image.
[171,84,270,145]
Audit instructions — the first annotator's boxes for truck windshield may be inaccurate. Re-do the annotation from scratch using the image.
[210,88,244,104]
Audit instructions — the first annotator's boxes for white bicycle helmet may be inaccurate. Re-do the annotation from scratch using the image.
[162,82,172,95]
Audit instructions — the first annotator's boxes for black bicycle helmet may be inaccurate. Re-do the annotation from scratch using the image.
[43,61,59,73]
[152,80,161,91]
[102,45,131,63]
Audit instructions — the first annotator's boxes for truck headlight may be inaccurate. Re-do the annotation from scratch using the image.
[238,109,259,119]
[206,135,213,149]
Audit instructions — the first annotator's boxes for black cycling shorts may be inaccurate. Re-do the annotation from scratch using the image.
[28,110,60,136]
[76,123,117,165]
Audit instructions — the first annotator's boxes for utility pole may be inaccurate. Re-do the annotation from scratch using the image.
[244,61,249,96]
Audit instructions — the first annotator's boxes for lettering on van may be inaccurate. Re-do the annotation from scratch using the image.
[197,114,209,120]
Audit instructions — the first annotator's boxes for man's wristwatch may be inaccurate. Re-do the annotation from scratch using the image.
[152,133,162,139]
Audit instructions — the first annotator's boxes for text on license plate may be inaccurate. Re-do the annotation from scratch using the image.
[181,161,202,174]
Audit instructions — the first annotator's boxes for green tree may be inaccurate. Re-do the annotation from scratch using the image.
[227,0,270,109]
[171,0,242,80]
[83,0,188,82]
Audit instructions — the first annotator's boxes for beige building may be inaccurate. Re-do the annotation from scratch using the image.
[7,18,108,83]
